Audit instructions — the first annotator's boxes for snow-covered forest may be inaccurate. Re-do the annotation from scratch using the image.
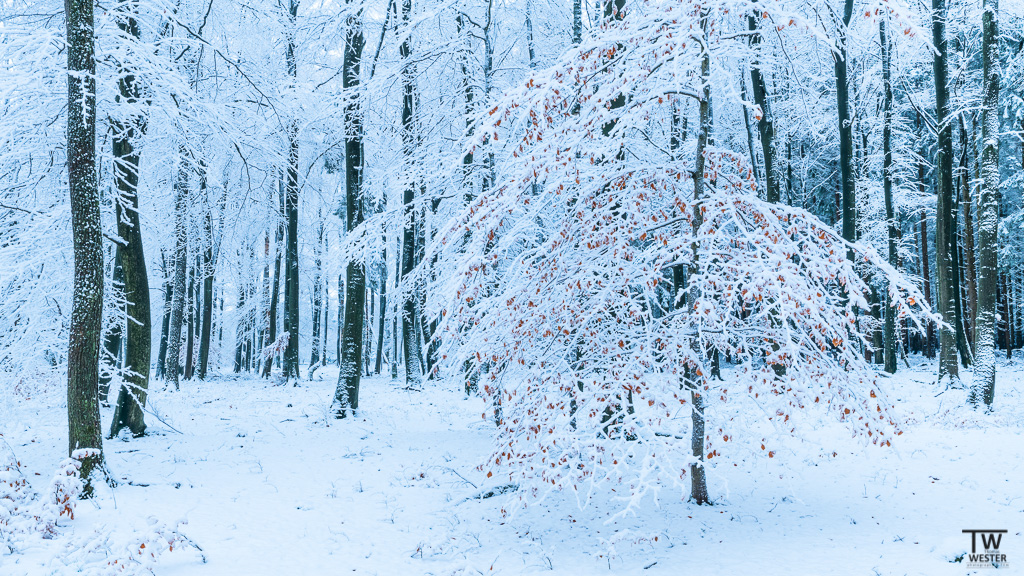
[2,0,1023,571]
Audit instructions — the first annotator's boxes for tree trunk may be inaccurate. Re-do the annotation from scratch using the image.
[198,174,214,380]
[399,0,424,387]
[99,247,123,404]
[336,273,343,366]
[262,191,285,377]
[951,192,970,366]
[834,0,855,253]
[375,261,386,374]
[880,20,897,374]
[155,251,172,379]
[971,0,999,406]
[108,5,152,435]
[739,71,762,189]
[310,221,324,369]
[166,152,189,390]
[234,278,246,373]
[282,0,301,382]
[183,261,196,380]
[961,119,977,351]
[748,9,778,204]
[572,0,582,45]
[334,3,365,417]
[686,8,712,506]
[1002,274,1012,358]
[932,0,959,384]
[66,0,105,493]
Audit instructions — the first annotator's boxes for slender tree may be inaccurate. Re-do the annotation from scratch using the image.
[747,7,778,204]
[399,0,424,387]
[99,247,124,404]
[687,6,712,506]
[262,188,285,377]
[165,152,189,390]
[65,0,105,493]
[283,0,302,381]
[971,0,1000,406]
[334,0,366,417]
[310,219,324,370]
[834,0,855,250]
[198,173,215,379]
[932,0,959,385]
[109,0,152,435]
[155,251,172,379]
[880,19,897,374]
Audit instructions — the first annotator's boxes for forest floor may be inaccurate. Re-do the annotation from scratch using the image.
[2,356,1022,575]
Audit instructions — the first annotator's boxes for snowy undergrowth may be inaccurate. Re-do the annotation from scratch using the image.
[1,434,198,575]
[2,357,1022,575]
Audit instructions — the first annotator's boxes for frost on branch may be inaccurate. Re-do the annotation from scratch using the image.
[430,0,933,507]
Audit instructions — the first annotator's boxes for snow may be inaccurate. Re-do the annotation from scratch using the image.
[2,358,1022,575]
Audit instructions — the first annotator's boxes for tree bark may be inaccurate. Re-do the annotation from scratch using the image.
[198,172,214,380]
[165,151,189,390]
[686,8,712,506]
[834,0,855,251]
[183,261,196,380]
[748,9,778,204]
[99,247,123,404]
[961,119,977,351]
[971,0,999,406]
[108,4,152,435]
[375,259,386,374]
[66,0,105,493]
[399,0,424,387]
[880,20,897,374]
[282,0,301,382]
[310,220,324,369]
[334,2,366,416]
[932,0,959,384]
[262,189,285,377]
[155,251,172,379]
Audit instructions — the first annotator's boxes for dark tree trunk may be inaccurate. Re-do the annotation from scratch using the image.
[155,251,172,380]
[747,9,778,204]
[108,3,152,435]
[739,71,761,188]
[234,279,246,373]
[375,263,386,374]
[183,261,196,380]
[399,0,424,387]
[920,210,935,358]
[282,0,301,382]
[932,0,960,384]
[198,175,214,380]
[572,0,582,45]
[880,20,897,374]
[262,191,284,377]
[99,246,123,404]
[1002,274,1012,359]
[336,273,343,367]
[66,0,105,493]
[165,151,189,390]
[834,0,855,251]
[310,222,324,370]
[961,119,977,351]
[951,194,970,366]
[334,2,365,417]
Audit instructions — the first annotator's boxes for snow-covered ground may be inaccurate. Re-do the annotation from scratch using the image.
[2,357,1022,575]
